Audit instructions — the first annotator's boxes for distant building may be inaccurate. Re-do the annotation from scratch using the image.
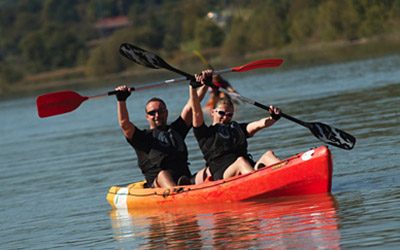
[206,11,229,27]
[94,16,130,37]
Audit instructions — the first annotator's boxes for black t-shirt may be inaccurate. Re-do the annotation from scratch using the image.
[193,121,251,180]
[128,116,190,154]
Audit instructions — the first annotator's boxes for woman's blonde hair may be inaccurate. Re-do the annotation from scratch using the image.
[213,97,234,110]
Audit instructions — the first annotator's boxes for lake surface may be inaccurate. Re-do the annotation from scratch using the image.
[1,55,399,249]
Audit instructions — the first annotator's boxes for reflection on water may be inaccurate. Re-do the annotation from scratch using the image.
[110,194,340,249]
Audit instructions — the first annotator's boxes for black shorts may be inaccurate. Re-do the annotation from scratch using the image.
[144,166,162,187]
[210,154,255,181]
[167,167,191,183]
[146,166,191,187]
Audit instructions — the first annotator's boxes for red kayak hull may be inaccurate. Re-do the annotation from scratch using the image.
[107,146,332,208]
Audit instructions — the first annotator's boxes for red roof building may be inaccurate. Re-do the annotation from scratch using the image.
[95,16,130,36]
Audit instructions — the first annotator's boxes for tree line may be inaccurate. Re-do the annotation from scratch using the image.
[0,0,399,87]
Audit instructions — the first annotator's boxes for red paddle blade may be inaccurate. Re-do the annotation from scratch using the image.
[36,91,88,118]
[232,59,283,72]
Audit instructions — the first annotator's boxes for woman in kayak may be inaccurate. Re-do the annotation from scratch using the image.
[190,70,282,181]
[204,74,240,111]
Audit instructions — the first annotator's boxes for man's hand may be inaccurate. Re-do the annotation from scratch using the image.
[115,85,131,101]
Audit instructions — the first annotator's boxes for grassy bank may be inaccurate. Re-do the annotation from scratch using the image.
[2,35,400,99]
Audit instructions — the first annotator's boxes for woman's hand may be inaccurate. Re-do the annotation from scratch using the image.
[269,105,282,121]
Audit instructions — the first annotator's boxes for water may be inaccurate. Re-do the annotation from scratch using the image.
[1,55,399,249]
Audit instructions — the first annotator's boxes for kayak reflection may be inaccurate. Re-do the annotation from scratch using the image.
[109,193,341,249]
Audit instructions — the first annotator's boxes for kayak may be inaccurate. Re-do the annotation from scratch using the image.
[107,146,333,209]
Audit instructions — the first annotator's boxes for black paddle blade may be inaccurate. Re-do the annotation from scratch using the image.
[119,43,167,69]
[309,122,356,150]
[120,43,195,80]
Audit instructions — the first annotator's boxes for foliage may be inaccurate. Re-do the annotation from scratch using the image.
[0,61,24,85]
[221,16,248,57]
[181,1,210,43]
[85,27,135,76]
[0,0,399,85]
[288,4,319,44]
[246,1,290,50]
[195,19,225,49]
[19,23,85,73]
[42,0,80,23]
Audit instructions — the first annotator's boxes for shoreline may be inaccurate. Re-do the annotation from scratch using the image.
[2,35,400,100]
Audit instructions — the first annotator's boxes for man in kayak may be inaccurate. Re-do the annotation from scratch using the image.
[190,70,282,181]
[115,84,208,188]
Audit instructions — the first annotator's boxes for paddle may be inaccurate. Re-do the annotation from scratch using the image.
[193,50,215,70]
[120,43,355,150]
[36,76,194,118]
[119,43,283,81]
[218,88,356,150]
[193,49,243,105]
[37,54,282,118]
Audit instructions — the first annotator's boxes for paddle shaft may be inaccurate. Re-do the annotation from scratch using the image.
[193,50,215,70]
[218,88,355,150]
[218,88,310,128]
[105,67,245,96]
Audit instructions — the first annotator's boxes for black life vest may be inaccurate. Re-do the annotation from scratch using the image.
[138,127,189,175]
[201,121,248,164]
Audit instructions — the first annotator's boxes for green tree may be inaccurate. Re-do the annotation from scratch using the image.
[85,27,135,76]
[0,8,19,53]
[286,0,322,44]
[195,19,225,49]
[340,0,362,40]
[19,23,84,73]
[388,0,400,22]
[221,16,248,57]
[44,25,84,68]
[181,1,209,42]
[0,55,24,85]
[19,32,47,73]
[127,1,154,27]
[161,7,184,51]
[359,2,388,37]
[246,1,289,50]
[42,0,79,23]
[316,0,343,41]
[91,0,131,18]
[14,12,41,36]
[288,8,318,44]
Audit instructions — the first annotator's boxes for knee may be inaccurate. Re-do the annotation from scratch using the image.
[194,167,212,184]
[154,170,175,188]
[236,156,248,164]
[263,150,276,158]
[260,150,280,165]
[235,156,253,172]
[157,170,170,180]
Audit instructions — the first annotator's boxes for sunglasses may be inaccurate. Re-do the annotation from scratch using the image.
[214,109,234,117]
[146,108,165,116]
